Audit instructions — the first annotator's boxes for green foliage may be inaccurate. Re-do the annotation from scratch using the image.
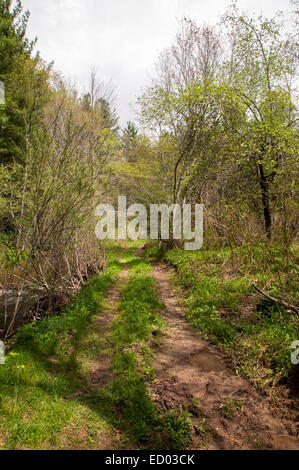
[221,399,243,420]
[0,0,297,450]
[16,269,115,356]
[137,9,298,242]
[0,266,116,449]
[165,244,299,390]
[163,409,193,450]
[4,247,29,268]
[0,0,51,162]
[106,248,193,448]
[123,121,138,143]
[108,268,164,442]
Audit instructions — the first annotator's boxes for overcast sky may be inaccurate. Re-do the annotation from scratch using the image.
[20,0,293,127]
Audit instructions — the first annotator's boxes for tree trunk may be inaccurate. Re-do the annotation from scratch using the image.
[257,163,272,239]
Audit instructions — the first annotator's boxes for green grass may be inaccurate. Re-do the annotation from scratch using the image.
[105,248,193,449]
[145,242,299,394]
[163,409,193,450]
[0,243,194,450]
[220,399,244,420]
[0,255,123,450]
[112,275,163,346]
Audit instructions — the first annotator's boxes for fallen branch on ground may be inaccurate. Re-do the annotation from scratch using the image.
[252,284,298,315]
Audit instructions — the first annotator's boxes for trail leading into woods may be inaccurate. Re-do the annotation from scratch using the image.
[86,244,298,450]
[2,245,297,450]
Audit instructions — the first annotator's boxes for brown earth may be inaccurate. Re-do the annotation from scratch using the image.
[85,247,298,450]
[149,262,299,450]
[89,266,129,391]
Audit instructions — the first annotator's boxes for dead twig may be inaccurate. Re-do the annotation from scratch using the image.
[252,284,298,315]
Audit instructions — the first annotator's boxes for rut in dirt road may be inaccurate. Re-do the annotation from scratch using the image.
[89,264,129,391]
[149,262,298,450]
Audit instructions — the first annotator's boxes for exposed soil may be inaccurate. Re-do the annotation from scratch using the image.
[89,265,129,390]
[85,247,298,450]
[149,262,299,450]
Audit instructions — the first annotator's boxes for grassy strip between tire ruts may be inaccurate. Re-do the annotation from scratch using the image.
[106,247,193,449]
[0,243,194,450]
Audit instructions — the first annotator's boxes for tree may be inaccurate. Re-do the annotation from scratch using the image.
[122,121,139,162]
[123,121,138,143]
[0,0,39,163]
[0,1,52,237]
[138,9,298,243]
[1,76,120,334]
[97,97,119,133]
[223,4,298,238]
[114,131,177,207]
[81,67,119,133]
[139,19,224,205]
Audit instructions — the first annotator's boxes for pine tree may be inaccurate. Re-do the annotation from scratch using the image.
[0,0,34,162]
[97,97,119,133]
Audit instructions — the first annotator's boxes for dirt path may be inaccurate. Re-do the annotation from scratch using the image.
[150,262,298,450]
[82,246,298,450]
[89,263,129,391]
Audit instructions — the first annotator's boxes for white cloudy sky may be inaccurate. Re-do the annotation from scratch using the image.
[20,0,292,127]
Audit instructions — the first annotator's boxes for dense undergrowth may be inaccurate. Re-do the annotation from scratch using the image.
[145,242,299,395]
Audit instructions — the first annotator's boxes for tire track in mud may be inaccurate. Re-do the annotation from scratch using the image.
[149,262,298,450]
[89,264,130,390]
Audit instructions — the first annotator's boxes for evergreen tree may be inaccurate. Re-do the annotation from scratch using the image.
[97,97,119,133]
[0,0,33,162]
[123,121,138,143]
